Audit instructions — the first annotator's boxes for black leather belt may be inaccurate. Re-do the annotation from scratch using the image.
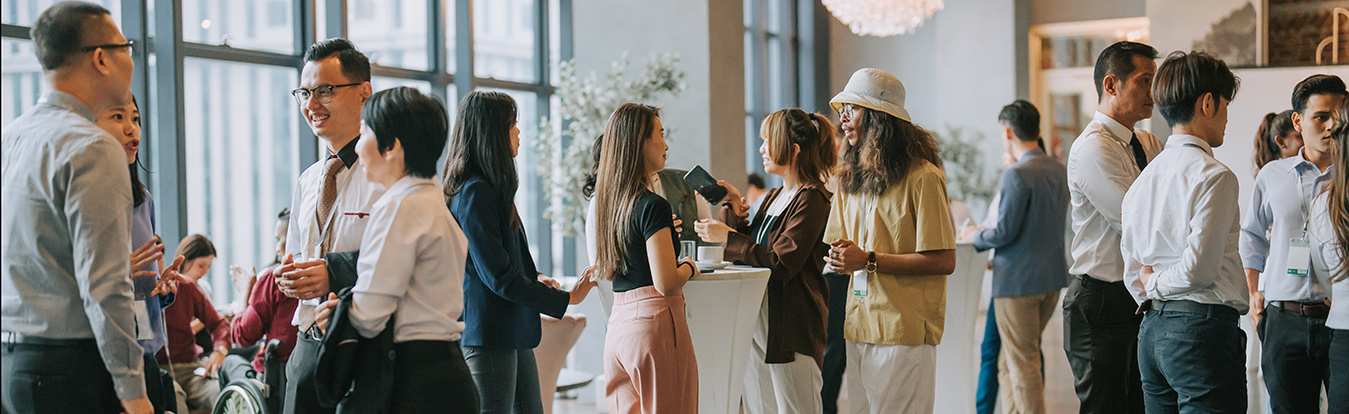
[1075,274,1120,286]
[1,331,97,347]
[1138,299,1239,322]
[1269,301,1330,318]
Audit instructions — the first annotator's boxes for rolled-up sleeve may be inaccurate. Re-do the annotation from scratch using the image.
[67,138,144,399]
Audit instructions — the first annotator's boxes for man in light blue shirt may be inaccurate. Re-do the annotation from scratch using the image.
[0,2,151,414]
[1239,74,1344,413]
[963,100,1069,414]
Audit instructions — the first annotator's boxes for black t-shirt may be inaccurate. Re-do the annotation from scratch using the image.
[612,191,679,292]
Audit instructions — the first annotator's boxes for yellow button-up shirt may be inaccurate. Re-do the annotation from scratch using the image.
[824,161,956,345]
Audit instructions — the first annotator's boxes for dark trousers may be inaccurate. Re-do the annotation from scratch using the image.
[461,346,542,414]
[1258,303,1332,413]
[976,298,1000,414]
[284,332,335,414]
[821,271,848,414]
[1329,329,1349,414]
[1,341,123,414]
[1137,308,1246,414]
[392,341,479,414]
[1062,275,1143,414]
[143,354,178,414]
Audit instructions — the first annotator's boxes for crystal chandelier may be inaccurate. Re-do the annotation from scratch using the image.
[823,0,944,37]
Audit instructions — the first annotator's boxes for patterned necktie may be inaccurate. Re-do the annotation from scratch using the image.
[316,157,344,255]
[1129,133,1148,172]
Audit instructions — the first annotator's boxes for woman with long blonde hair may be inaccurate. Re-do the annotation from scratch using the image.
[593,103,700,413]
[1311,103,1349,410]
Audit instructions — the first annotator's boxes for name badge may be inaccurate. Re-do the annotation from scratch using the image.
[134,300,153,341]
[1286,238,1311,277]
[852,269,869,297]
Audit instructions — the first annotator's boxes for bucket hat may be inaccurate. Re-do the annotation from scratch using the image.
[830,68,911,122]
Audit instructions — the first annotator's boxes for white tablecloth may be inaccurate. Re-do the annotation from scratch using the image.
[596,266,771,414]
[933,243,990,414]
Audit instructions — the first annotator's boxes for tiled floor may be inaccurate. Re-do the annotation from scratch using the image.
[552,298,1081,414]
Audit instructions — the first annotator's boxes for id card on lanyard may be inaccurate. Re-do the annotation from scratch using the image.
[1286,171,1312,277]
[852,194,876,297]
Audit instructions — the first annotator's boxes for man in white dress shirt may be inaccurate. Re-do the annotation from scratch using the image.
[274,38,384,414]
[1062,41,1162,414]
[1239,74,1344,412]
[1120,51,1247,414]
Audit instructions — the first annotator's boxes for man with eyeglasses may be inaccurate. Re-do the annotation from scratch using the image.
[273,38,383,414]
[1,2,152,414]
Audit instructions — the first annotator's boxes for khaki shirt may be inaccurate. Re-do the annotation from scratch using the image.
[823,161,955,345]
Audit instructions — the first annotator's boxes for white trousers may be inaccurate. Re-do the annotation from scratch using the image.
[844,340,936,414]
[741,298,823,414]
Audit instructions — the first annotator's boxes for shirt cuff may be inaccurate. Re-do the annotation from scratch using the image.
[1144,269,1163,299]
[1241,255,1266,273]
[112,369,148,400]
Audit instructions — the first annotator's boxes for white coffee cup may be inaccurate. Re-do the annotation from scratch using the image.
[697,246,724,263]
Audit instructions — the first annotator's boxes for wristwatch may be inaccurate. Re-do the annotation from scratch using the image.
[865,251,877,273]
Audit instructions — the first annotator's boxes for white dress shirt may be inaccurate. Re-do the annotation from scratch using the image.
[1239,150,1332,301]
[1067,111,1163,282]
[350,176,468,342]
[1,91,143,399]
[1120,135,1248,312]
[1309,194,1348,329]
[286,141,385,326]
[584,172,713,264]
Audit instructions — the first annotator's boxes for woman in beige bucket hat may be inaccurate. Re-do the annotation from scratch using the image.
[820,68,958,414]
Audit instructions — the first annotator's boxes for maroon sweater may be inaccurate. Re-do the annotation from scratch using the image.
[157,277,229,364]
[231,266,299,372]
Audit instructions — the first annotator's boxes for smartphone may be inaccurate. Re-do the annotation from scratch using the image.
[682,165,728,204]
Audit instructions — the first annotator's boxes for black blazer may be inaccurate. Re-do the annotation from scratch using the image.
[449,176,568,349]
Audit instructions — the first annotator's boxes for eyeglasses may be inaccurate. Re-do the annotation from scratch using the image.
[838,103,858,122]
[290,83,362,106]
[81,40,135,55]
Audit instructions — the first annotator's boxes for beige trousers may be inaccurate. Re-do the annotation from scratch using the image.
[994,290,1060,414]
[604,286,698,414]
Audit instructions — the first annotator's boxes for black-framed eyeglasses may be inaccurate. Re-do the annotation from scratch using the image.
[290,83,363,106]
[80,40,134,54]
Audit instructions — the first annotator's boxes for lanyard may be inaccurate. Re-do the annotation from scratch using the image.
[1294,166,1310,237]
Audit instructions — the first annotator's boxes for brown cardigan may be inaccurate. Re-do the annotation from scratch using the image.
[721,183,832,367]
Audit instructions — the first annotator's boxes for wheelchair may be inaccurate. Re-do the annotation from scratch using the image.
[211,339,285,414]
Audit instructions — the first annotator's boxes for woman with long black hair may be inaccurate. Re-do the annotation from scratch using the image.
[443,90,594,414]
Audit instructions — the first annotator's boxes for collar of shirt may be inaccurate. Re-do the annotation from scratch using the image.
[382,175,438,199]
[38,90,97,122]
[1288,147,1334,176]
[1018,147,1046,162]
[1092,111,1134,145]
[1165,134,1212,156]
[329,136,359,168]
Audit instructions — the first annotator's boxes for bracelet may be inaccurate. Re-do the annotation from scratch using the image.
[678,260,695,276]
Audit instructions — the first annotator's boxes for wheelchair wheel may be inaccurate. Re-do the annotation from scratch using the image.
[212,381,267,414]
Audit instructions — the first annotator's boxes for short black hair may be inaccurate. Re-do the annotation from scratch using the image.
[747,173,766,189]
[1153,51,1240,126]
[998,100,1041,142]
[361,87,449,179]
[1291,74,1347,114]
[304,38,371,83]
[30,2,113,71]
[1093,41,1159,100]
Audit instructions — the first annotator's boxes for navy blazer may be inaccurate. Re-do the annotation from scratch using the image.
[450,176,568,349]
[973,148,1071,297]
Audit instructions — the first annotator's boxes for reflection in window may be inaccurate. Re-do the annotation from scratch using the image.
[349,0,430,70]
[474,0,536,82]
[183,59,299,302]
[182,0,293,53]
[2,0,120,27]
[1,38,47,124]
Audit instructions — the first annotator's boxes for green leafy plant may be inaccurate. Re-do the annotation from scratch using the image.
[532,52,686,237]
[932,126,997,209]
